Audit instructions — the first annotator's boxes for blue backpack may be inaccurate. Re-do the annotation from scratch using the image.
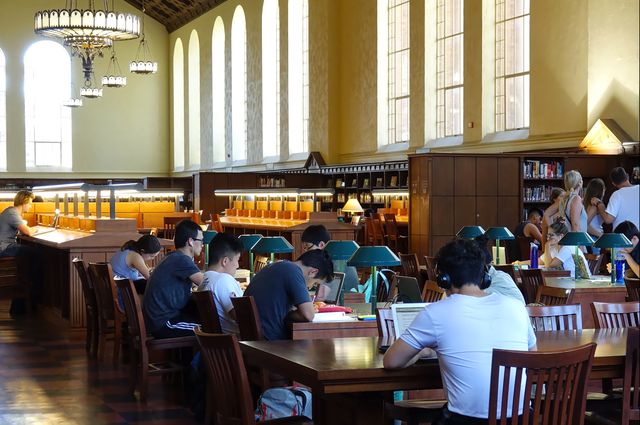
[255,386,313,421]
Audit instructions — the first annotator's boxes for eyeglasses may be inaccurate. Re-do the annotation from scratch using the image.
[192,238,203,243]
[302,242,317,251]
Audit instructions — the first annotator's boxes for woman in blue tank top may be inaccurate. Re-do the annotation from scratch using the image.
[110,234,161,281]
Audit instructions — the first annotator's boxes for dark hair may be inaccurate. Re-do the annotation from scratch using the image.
[174,219,202,248]
[528,208,543,219]
[549,220,569,236]
[435,239,486,288]
[474,235,492,265]
[296,249,334,282]
[610,167,629,185]
[121,234,161,254]
[301,224,331,246]
[208,232,243,266]
[550,187,564,202]
[582,178,605,210]
[613,220,640,241]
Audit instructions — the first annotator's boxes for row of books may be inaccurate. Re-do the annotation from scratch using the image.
[523,185,554,202]
[258,177,286,188]
[523,160,563,179]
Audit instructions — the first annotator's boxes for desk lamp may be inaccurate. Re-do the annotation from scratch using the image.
[251,236,294,264]
[558,232,594,279]
[484,227,515,266]
[202,230,218,269]
[594,233,633,284]
[342,198,364,224]
[324,240,360,305]
[347,246,400,314]
[456,226,486,239]
[238,234,263,276]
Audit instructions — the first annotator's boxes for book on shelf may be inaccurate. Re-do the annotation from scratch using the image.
[351,178,357,187]
[363,178,370,188]
[335,178,343,188]
[523,185,553,202]
[375,177,383,187]
[389,175,398,187]
[523,160,563,179]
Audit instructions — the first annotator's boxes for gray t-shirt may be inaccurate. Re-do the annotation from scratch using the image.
[0,207,23,251]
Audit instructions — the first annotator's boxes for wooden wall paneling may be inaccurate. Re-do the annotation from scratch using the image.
[497,157,520,196]
[431,156,454,196]
[454,197,476,231]
[431,196,454,236]
[564,156,611,178]
[431,235,454,257]
[476,157,498,196]
[454,156,476,196]
[476,196,498,228]
[497,196,520,231]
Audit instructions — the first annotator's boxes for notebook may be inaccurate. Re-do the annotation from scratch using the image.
[396,276,423,303]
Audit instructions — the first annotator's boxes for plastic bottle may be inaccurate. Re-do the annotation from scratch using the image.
[615,252,625,283]
[529,243,539,269]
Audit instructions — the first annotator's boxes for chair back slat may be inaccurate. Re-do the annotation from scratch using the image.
[194,329,256,425]
[421,280,446,303]
[114,278,145,343]
[424,256,438,282]
[488,343,596,425]
[526,304,582,331]
[519,269,545,304]
[591,301,640,328]
[623,327,640,425]
[624,276,640,302]
[192,290,223,334]
[230,296,263,341]
[72,258,97,311]
[375,307,396,346]
[535,286,571,306]
[399,253,420,279]
[585,253,604,275]
[253,256,269,274]
[88,262,119,321]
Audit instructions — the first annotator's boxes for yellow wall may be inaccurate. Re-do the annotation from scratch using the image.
[0,0,170,178]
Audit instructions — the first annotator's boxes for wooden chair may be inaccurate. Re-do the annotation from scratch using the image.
[253,255,269,274]
[194,329,312,425]
[541,269,571,278]
[0,256,31,314]
[115,278,197,402]
[423,256,438,282]
[519,268,545,305]
[399,253,421,281]
[211,214,224,233]
[535,286,571,306]
[421,281,446,303]
[383,213,407,253]
[516,236,534,261]
[591,301,640,328]
[72,258,99,357]
[622,327,639,425]
[163,216,184,240]
[365,216,386,246]
[585,253,604,275]
[88,262,126,364]
[526,304,582,331]
[624,276,640,302]
[191,290,222,334]
[488,343,596,425]
[231,296,263,342]
[494,264,517,282]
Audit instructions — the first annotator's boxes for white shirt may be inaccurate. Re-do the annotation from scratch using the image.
[199,270,243,335]
[401,293,536,419]
[486,267,525,305]
[606,185,639,229]
[554,245,591,279]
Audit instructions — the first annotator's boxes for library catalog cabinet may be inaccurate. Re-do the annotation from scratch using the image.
[408,152,632,258]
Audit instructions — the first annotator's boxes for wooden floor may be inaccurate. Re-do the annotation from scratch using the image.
[0,301,199,425]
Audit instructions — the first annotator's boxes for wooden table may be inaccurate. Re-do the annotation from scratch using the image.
[544,276,628,328]
[289,319,378,340]
[240,329,627,425]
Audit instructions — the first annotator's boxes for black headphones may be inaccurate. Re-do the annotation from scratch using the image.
[436,265,492,290]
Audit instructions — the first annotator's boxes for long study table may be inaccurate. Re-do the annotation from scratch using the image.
[240,328,627,425]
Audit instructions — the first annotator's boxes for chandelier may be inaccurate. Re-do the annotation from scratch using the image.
[34,1,152,99]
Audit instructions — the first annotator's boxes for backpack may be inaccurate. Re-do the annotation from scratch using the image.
[255,386,313,421]
[356,268,394,303]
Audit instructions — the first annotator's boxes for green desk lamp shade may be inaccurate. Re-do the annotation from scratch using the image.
[324,240,360,260]
[456,226,486,239]
[202,230,218,269]
[238,234,263,276]
[484,227,515,266]
[347,246,401,314]
[558,232,594,280]
[594,233,633,283]
[251,236,294,263]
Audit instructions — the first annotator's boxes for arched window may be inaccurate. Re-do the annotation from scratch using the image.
[231,6,247,162]
[495,0,529,131]
[24,41,72,170]
[173,39,185,170]
[212,17,226,164]
[377,0,410,146]
[0,48,6,170]
[288,0,309,155]
[262,0,280,159]
[188,30,201,167]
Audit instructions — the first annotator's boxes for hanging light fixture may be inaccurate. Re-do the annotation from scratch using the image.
[80,72,103,98]
[63,83,83,107]
[102,47,127,87]
[129,0,157,74]
[34,1,141,90]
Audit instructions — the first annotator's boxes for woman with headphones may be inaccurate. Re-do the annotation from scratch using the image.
[383,239,535,424]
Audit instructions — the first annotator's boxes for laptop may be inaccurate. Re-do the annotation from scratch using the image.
[391,303,428,339]
[321,272,345,305]
[396,276,423,303]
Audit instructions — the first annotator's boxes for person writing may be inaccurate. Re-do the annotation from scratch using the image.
[384,239,536,423]
[110,234,162,281]
[243,249,334,340]
[143,220,204,338]
[197,232,244,334]
[0,190,36,255]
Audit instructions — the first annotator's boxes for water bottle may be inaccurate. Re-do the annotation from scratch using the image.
[615,252,625,283]
[529,243,539,269]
